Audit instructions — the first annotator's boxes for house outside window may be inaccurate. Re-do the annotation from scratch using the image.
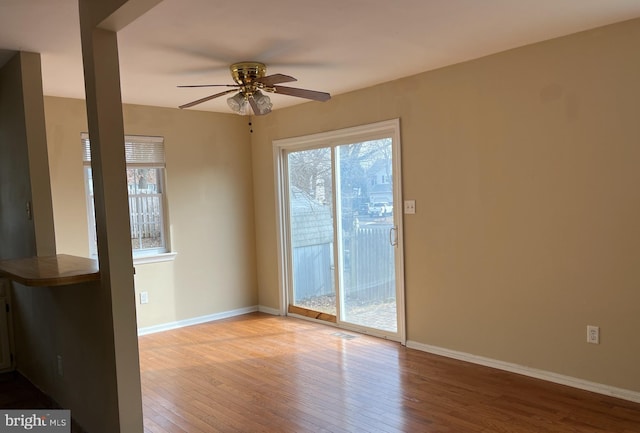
[82,133,171,260]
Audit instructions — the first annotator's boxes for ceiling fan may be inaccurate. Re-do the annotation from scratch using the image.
[178,61,331,115]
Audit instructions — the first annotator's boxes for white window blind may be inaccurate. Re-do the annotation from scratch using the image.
[81,133,165,166]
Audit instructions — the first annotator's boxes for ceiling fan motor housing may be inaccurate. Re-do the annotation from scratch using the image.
[230,62,267,88]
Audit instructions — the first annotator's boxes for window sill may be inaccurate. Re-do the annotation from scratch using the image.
[133,252,177,265]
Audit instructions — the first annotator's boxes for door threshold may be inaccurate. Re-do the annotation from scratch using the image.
[288,304,336,323]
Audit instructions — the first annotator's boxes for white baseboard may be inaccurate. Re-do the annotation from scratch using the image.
[257,305,282,316]
[137,306,258,336]
[406,341,640,404]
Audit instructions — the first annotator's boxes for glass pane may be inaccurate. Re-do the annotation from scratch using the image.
[127,167,165,252]
[85,166,166,255]
[287,148,335,315]
[337,139,397,332]
[84,167,97,256]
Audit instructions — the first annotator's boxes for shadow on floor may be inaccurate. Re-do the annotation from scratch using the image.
[0,372,86,432]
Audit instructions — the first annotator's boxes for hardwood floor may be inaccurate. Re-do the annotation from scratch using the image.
[139,313,640,433]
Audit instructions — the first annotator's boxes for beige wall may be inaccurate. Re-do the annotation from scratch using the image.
[45,97,258,328]
[0,52,55,260]
[45,96,91,257]
[1,50,55,387]
[251,18,640,392]
[12,280,127,433]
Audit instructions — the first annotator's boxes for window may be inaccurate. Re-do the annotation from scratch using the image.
[82,134,171,260]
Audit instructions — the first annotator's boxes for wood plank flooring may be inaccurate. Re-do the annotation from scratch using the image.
[139,313,640,433]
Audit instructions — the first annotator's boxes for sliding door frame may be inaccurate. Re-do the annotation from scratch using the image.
[273,118,406,344]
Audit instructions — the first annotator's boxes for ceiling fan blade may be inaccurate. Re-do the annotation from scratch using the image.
[177,84,239,88]
[272,85,331,102]
[247,95,271,116]
[179,88,238,109]
[248,96,260,116]
[257,73,297,86]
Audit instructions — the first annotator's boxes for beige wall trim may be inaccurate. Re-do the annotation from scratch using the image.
[407,341,640,404]
[132,252,177,266]
[257,305,281,316]
[137,306,258,336]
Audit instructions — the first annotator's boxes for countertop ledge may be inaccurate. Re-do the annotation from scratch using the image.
[0,254,99,287]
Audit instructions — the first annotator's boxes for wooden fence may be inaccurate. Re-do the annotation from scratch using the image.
[292,243,333,300]
[129,194,163,249]
[348,225,395,302]
[292,225,395,304]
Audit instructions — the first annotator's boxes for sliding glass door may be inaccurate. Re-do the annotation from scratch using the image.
[287,147,336,318]
[276,120,405,341]
[336,141,398,333]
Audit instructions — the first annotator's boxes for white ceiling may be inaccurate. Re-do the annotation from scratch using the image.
[1,0,640,114]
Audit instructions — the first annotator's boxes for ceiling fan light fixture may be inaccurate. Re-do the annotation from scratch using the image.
[253,90,272,115]
[227,92,248,114]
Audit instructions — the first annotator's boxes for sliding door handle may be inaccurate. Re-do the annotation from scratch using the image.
[389,226,398,247]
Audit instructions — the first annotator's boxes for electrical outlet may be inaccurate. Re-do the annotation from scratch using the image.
[140,291,149,304]
[587,325,600,344]
[56,355,63,376]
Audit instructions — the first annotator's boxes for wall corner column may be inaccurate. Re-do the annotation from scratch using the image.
[77,0,154,431]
